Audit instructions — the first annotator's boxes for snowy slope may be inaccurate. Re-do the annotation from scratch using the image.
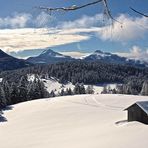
[43,77,74,94]
[0,94,148,148]
[27,74,117,94]
[41,76,117,94]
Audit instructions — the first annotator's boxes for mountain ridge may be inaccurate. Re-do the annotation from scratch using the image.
[0,49,32,71]
[0,49,147,72]
[27,49,75,64]
[27,49,148,68]
[83,50,147,68]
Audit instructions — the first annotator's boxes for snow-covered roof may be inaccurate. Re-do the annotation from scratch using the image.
[125,101,148,115]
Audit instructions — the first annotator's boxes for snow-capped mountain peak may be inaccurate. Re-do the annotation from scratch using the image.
[84,50,147,67]
[27,49,75,64]
[40,49,65,58]
[93,50,112,58]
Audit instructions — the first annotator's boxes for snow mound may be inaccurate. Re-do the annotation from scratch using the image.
[0,94,148,148]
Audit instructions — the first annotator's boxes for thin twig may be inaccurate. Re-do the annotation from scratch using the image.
[102,0,122,24]
[130,7,148,17]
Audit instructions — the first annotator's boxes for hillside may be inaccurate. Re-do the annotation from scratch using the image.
[37,76,116,95]
[0,94,148,148]
[0,49,32,71]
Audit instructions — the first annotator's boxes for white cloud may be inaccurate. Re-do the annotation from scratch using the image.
[115,46,148,62]
[0,13,32,29]
[0,13,148,54]
[0,28,89,52]
[60,14,104,28]
[97,14,148,42]
[60,51,90,59]
[0,12,55,29]
[129,46,148,61]
[34,12,54,27]
[60,14,148,42]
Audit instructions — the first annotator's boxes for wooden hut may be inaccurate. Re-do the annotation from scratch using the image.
[124,101,148,124]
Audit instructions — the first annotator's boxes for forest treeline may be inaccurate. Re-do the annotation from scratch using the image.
[1,61,148,84]
[0,61,148,109]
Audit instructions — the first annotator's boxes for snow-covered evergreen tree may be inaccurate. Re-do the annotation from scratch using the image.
[86,85,94,94]
[10,82,19,104]
[141,81,148,96]
[0,80,11,106]
[18,76,28,102]
[74,83,86,94]
[66,88,73,95]
[50,90,55,97]
[60,89,65,96]
[0,87,7,107]
[101,86,108,94]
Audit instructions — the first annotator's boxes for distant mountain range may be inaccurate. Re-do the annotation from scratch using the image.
[0,48,147,72]
[27,49,148,68]
[0,49,32,71]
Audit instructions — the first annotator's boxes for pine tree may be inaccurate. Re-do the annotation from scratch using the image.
[1,80,11,105]
[86,85,94,94]
[116,84,124,94]
[141,80,148,96]
[60,89,65,96]
[10,82,19,104]
[74,83,80,94]
[18,76,28,102]
[0,87,7,107]
[80,83,86,94]
[66,88,73,95]
[101,86,108,94]
[50,90,55,97]
[74,83,86,94]
[27,81,35,100]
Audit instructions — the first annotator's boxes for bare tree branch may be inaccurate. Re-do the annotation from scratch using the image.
[38,0,103,12]
[37,0,121,24]
[130,7,148,17]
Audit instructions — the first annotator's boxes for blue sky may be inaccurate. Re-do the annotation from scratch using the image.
[0,0,147,60]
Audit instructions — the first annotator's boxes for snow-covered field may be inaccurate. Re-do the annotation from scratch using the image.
[0,94,148,148]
